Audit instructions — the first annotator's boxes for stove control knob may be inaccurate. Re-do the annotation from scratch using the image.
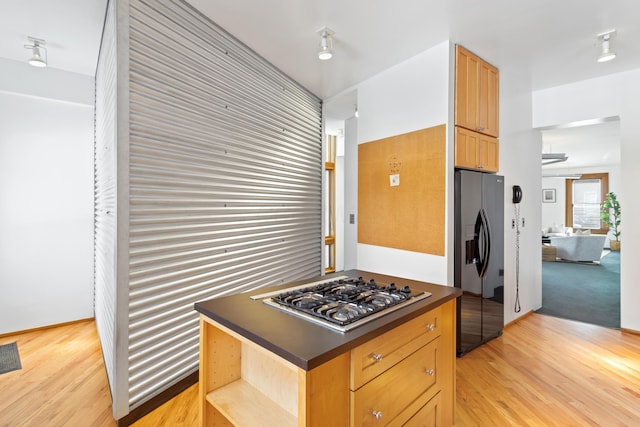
[387,283,396,291]
[371,353,383,362]
[400,285,411,293]
[372,410,382,421]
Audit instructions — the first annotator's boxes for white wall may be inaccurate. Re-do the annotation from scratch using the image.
[498,62,542,324]
[533,70,640,331]
[343,116,358,270]
[541,177,567,232]
[0,59,94,334]
[354,41,451,285]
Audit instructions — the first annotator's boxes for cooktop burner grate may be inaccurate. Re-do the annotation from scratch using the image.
[262,277,431,332]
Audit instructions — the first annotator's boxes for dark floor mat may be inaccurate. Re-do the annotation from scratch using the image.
[0,342,22,375]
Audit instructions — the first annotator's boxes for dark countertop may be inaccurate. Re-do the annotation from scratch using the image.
[194,269,462,370]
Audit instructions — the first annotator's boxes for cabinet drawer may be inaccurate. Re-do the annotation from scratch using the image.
[351,307,441,390]
[394,391,441,427]
[351,338,440,426]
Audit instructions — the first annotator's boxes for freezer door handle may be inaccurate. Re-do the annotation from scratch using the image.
[474,209,491,278]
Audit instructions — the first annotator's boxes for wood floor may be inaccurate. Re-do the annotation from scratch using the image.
[1,313,639,426]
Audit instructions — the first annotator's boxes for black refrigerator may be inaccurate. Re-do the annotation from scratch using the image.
[454,170,504,356]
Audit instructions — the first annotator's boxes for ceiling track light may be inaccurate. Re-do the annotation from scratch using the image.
[542,153,568,166]
[317,27,334,61]
[24,36,47,68]
[597,30,616,63]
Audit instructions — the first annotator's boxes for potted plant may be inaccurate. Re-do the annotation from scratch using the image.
[601,191,621,250]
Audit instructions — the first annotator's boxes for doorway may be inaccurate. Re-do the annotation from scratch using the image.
[538,118,621,328]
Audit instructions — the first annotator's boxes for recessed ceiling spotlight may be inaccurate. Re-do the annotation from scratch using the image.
[24,36,47,68]
[597,30,616,63]
[317,27,334,61]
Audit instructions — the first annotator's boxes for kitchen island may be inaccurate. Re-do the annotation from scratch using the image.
[195,270,461,426]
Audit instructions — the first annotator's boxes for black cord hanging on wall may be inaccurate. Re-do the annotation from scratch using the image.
[513,186,522,313]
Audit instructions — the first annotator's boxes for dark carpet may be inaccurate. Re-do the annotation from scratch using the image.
[537,251,620,328]
[0,341,22,375]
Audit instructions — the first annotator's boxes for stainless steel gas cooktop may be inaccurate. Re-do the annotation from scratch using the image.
[253,276,432,332]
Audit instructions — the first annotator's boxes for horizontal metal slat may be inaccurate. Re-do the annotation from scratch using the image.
[125,0,322,410]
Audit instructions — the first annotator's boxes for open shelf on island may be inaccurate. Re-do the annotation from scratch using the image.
[206,379,296,427]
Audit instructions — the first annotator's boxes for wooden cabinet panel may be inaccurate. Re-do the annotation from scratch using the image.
[478,133,499,172]
[455,45,499,138]
[454,127,480,170]
[455,127,499,172]
[455,47,480,132]
[479,61,499,137]
[351,339,439,426]
[403,391,441,427]
[351,307,441,390]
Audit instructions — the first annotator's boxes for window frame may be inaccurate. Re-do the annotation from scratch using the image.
[565,172,609,234]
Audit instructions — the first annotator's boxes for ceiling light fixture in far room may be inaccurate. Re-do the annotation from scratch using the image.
[317,27,334,60]
[542,173,582,179]
[597,30,617,63]
[24,36,47,68]
[542,152,568,165]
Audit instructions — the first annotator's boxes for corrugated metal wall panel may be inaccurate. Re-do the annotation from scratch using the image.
[94,0,117,404]
[126,0,322,409]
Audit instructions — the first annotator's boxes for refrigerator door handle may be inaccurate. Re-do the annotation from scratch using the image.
[479,208,491,278]
[474,211,484,276]
[475,209,491,278]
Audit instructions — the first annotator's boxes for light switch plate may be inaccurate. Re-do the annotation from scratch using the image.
[389,174,400,187]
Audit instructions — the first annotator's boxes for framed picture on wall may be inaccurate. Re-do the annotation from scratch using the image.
[542,188,556,203]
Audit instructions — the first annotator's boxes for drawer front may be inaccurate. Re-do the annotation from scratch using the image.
[391,391,441,427]
[351,339,440,426]
[351,307,441,390]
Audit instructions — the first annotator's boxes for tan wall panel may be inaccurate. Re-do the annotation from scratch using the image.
[358,125,446,255]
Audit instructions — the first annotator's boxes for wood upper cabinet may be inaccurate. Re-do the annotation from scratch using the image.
[455,127,499,173]
[455,45,499,138]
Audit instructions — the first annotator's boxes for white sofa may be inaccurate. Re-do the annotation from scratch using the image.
[548,235,606,262]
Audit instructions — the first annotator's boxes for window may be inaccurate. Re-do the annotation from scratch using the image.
[565,173,608,234]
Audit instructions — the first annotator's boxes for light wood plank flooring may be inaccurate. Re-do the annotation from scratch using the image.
[1,314,638,426]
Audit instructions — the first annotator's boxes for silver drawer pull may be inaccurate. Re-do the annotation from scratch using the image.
[425,368,435,376]
[426,323,436,331]
[371,353,383,362]
[372,410,382,421]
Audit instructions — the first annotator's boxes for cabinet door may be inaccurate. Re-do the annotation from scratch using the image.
[478,134,499,172]
[478,61,499,137]
[455,46,479,131]
[454,127,479,170]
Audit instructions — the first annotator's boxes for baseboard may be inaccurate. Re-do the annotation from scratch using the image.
[621,327,640,336]
[116,370,198,427]
[0,318,95,338]
[504,310,534,329]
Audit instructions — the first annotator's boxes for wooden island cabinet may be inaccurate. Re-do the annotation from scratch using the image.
[195,270,461,426]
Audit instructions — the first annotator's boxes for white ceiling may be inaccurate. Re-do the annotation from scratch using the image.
[541,119,621,172]
[0,0,107,76]
[2,0,637,167]
[183,0,640,100]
